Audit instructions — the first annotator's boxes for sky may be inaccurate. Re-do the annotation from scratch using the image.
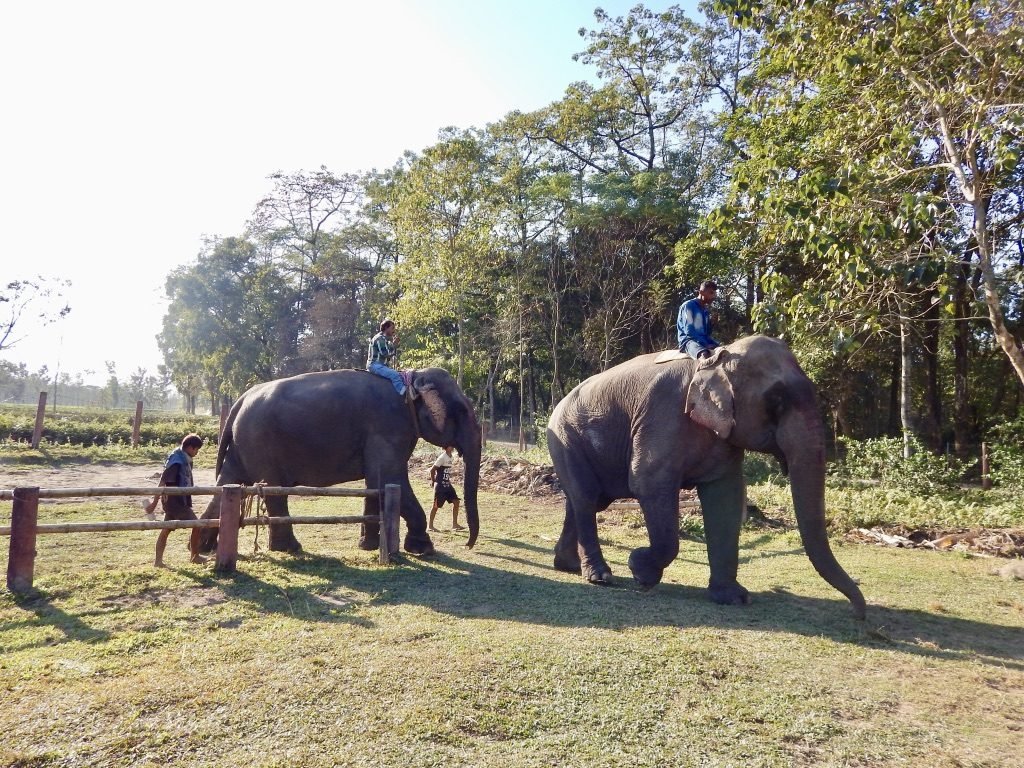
[2,0,688,387]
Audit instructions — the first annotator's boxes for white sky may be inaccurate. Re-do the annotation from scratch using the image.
[2,0,683,387]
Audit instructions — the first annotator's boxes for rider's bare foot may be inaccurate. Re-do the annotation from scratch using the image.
[428,526,440,532]
[190,554,208,564]
[452,524,465,531]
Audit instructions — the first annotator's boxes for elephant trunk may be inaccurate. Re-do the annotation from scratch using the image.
[778,403,866,619]
[457,414,481,548]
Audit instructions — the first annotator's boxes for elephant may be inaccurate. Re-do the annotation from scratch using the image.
[547,335,866,619]
[198,367,481,555]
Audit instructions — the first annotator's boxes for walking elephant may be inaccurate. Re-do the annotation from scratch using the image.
[198,367,480,555]
[547,335,866,618]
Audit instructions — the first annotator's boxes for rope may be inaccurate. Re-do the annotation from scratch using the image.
[239,482,267,554]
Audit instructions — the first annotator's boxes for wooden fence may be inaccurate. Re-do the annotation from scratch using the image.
[1,483,401,593]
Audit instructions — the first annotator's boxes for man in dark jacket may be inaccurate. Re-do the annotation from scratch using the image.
[145,433,206,567]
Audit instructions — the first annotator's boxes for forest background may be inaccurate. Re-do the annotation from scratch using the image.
[3,0,1022,467]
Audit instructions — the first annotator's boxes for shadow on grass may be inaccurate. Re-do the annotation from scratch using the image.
[216,540,1024,672]
[0,590,113,651]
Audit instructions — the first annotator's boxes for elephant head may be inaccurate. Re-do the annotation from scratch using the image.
[412,368,482,548]
[684,336,866,619]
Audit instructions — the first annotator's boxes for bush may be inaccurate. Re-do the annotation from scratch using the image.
[988,416,1024,491]
[833,436,974,495]
[0,404,220,448]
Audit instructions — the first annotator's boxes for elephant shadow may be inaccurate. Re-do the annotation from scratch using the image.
[247,543,1024,671]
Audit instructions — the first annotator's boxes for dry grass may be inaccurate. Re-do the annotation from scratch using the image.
[1,480,1022,768]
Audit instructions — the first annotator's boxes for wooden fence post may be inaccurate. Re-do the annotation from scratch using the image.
[215,485,242,574]
[380,484,401,565]
[31,392,47,449]
[132,400,144,447]
[981,442,992,491]
[7,487,39,593]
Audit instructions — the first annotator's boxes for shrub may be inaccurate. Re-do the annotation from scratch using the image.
[0,404,220,448]
[833,436,974,495]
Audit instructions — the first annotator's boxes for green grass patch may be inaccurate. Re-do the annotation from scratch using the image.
[2,479,1022,767]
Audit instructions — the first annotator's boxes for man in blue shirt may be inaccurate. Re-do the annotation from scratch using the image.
[677,280,721,359]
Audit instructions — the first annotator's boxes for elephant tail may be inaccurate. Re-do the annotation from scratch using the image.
[216,397,243,479]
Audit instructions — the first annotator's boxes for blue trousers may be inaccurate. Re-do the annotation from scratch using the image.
[368,362,406,395]
[680,339,717,360]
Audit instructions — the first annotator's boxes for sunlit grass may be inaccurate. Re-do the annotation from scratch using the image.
[1,481,1022,767]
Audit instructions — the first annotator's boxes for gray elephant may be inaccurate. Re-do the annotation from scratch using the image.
[547,335,866,618]
[198,367,480,555]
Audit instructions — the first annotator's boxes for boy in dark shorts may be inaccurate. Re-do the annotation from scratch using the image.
[144,433,206,567]
[428,446,463,532]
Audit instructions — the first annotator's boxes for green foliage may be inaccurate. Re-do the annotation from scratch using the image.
[0,404,219,450]
[834,436,974,495]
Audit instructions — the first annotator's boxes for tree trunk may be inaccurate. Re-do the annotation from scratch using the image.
[899,316,915,458]
[922,292,942,451]
[953,252,971,455]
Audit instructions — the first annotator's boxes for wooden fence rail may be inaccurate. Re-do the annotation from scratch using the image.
[2,484,401,593]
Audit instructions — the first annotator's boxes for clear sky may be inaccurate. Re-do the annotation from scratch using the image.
[2,0,688,387]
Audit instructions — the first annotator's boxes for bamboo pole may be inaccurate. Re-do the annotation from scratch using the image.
[981,442,992,491]
[0,515,380,536]
[0,486,381,501]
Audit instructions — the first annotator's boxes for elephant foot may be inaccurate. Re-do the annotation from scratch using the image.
[553,547,582,574]
[358,535,381,552]
[582,560,613,585]
[708,580,751,606]
[269,530,303,554]
[627,548,665,590]
[403,533,436,557]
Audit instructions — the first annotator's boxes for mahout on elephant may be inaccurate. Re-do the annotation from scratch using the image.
[547,334,866,619]
[198,367,481,555]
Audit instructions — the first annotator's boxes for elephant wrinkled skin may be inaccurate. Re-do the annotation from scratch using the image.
[198,367,481,555]
[547,335,866,619]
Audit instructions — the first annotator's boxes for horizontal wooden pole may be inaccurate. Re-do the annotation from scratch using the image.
[0,485,380,501]
[607,501,702,510]
[0,514,380,536]
[240,515,374,527]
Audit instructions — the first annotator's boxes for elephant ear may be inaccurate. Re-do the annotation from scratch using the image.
[684,349,735,439]
[417,383,448,433]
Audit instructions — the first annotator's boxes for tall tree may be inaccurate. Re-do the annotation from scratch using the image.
[385,130,495,385]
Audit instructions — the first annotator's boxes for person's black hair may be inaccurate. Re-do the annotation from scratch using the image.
[181,434,203,451]
[380,319,395,333]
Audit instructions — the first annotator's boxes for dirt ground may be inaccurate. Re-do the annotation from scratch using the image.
[0,463,217,504]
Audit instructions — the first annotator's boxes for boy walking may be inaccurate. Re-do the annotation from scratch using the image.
[428,446,463,532]
[145,433,207,567]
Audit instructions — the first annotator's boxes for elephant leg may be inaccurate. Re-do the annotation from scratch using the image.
[266,495,303,554]
[627,490,681,589]
[553,502,582,574]
[197,496,221,554]
[358,493,380,551]
[566,492,613,585]
[398,477,435,556]
[697,465,750,606]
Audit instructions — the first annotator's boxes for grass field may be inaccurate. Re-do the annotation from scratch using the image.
[1,472,1023,767]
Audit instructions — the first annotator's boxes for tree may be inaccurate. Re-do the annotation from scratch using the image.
[718,0,1024,386]
[0,276,71,351]
[159,237,298,407]
[385,130,496,385]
